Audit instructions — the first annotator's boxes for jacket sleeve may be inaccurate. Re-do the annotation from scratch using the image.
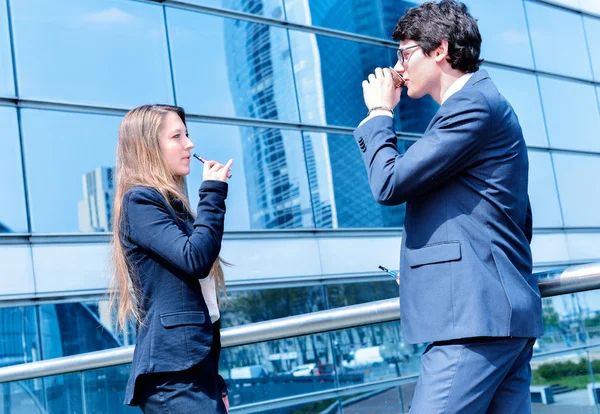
[124,181,228,280]
[354,90,491,205]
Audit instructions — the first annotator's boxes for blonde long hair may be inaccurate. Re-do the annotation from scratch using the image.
[110,104,227,331]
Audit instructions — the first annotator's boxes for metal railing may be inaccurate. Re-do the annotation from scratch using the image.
[1,261,600,384]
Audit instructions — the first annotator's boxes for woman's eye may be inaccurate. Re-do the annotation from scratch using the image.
[172,134,180,139]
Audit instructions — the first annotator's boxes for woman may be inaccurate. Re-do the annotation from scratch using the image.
[109,104,232,413]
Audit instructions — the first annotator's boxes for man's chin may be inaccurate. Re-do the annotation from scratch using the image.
[406,88,423,99]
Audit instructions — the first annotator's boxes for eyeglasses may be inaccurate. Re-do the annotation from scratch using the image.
[396,44,421,65]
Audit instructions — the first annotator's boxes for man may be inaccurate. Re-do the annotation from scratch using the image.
[354,1,543,412]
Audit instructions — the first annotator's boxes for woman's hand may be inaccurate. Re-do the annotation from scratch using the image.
[203,159,233,183]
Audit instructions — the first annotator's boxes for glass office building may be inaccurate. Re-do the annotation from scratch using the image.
[1,0,600,412]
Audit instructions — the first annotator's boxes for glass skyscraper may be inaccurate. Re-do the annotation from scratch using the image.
[1,0,600,412]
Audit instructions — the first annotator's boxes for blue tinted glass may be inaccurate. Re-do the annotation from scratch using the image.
[183,0,285,18]
[0,306,39,367]
[0,106,27,233]
[584,16,600,81]
[187,123,315,229]
[484,66,548,147]
[581,1,600,15]
[553,153,600,227]
[39,302,122,359]
[528,151,563,228]
[10,0,173,107]
[167,8,299,122]
[538,76,600,152]
[464,0,534,69]
[300,131,335,228]
[20,109,120,233]
[325,134,408,228]
[543,0,581,8]
[284,0,419,39]
[526,2,593,80]
[0,0,14,97]
[185,122,250,231]
[288,31,438,131]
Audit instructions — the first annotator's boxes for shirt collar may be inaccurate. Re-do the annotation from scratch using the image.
[441,72,474,105]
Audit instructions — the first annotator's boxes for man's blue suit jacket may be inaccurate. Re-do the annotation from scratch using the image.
[354,70,543,344]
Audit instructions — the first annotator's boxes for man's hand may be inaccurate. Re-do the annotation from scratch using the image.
[362,67,402,111]
[223,395,230,412]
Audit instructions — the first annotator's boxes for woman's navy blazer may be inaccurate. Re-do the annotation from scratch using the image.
[121,180,227,405]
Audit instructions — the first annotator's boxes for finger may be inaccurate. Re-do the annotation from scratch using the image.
[224,159,233,179]
[368,73,376,83]
[205,160,218,168]
[210,162,224,171]
[203,160,212,174]
[375,67,384,79]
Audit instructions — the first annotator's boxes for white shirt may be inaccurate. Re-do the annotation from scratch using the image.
[441,72,473,105]
[200,274,220,323]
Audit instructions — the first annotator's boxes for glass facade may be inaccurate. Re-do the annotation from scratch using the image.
[1,0,600,412]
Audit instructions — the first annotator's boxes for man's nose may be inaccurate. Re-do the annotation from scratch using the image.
[394,62,405,74]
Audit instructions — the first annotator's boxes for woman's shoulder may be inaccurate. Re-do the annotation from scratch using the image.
[123,186,168,209]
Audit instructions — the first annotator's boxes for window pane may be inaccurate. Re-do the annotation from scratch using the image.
[464,0,534,69]
[10,0,173,107]
[0,306,40,368]
[82,366,134,414]
[301,131,335,228]
[188,124,315,229]
[0,106,28,233]
[284,0,418,39]
[220,333,335,408]
[584,16,600,81]
[185,122,250,231]
[182,0,285,18]
[552,153,600,227]
[541,0,580,8]
[39,302,124,359]
[289,31,438,131]
[0,0,14,97]
[20,109,120,233]
[538,76,600,152]
[484,66,548,147]
[580,0,600,14]
[528,151,563,228]
[0,246,34,296]
[327,281,399,308]
[222,286,326,327]
[220,285,329,406]
[325,134,409,228]
[525,2,593,80]
[167,8,299,122]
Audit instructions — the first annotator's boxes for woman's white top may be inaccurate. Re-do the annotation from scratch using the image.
[200,274,220,323]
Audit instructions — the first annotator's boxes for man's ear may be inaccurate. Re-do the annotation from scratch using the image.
[434,39,450,63]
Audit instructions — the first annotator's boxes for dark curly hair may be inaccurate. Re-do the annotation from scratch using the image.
[392,0,483,73]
